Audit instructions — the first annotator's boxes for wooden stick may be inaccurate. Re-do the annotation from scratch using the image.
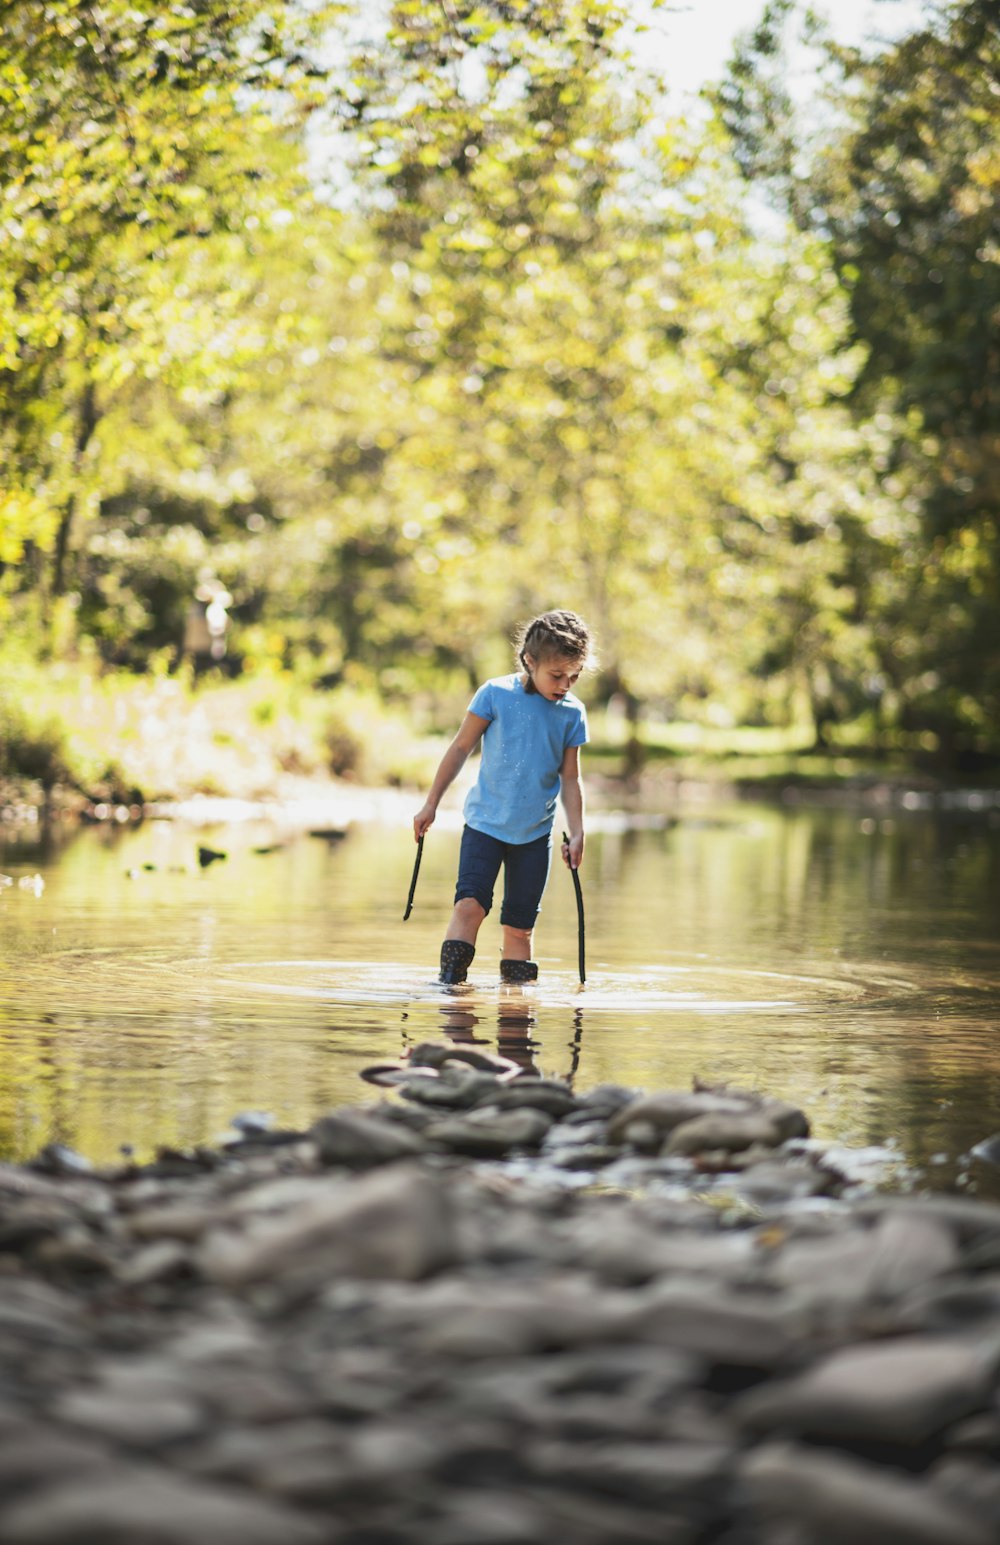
[403,834,424,921]
[563,831,586,984]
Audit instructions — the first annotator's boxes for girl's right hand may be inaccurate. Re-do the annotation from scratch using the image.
[413,804,436,840]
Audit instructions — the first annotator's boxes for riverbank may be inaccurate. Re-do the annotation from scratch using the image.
[4,1046,1000,1544]
[4,654,998,828]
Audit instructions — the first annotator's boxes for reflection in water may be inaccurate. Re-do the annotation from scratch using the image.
[1,801,999,1177]
[418,984,584,1081]
[433,984,544,1075]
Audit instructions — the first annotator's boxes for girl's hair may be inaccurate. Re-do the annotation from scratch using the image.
[515,610,596,689]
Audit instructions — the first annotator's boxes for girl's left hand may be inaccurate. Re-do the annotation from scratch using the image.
[562,832,584,870]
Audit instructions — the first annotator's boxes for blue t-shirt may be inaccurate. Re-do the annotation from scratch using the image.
[463,673,588,845]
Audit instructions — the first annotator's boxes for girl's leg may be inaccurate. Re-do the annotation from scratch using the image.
[440,827,502,982]
[451,826,503,930]
[499,833,552,975]
[445,895,486,945]
[501,922,533,961]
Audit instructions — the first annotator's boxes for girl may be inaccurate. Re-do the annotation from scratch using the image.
[413,609,594,984]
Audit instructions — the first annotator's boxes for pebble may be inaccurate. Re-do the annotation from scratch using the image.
[2,1044,1000,1543]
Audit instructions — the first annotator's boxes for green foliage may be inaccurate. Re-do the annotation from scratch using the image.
[718,0,1000,759]
[2,0,997,777]
[0,694,71,791]
[0,0,338,603]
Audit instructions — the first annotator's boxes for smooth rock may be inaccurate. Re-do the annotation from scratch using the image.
[736,1335,1000,1445]
[30,1144,93,1178]
[489,1082,579,1118]
[526,1485,687,1543]
[0,1427,116,1497]
[767,1212,958,1305]
[411,1043,521,1078]
[627,1280,800,1370]
[402,1068,503,1110]
[115,1239,192,1286]
[755,1096,810,1143]
[359,1062,440,1088]
[432,1490,551,1545]
[0,1280,85,1346]
[425,1107,553,1157]
[310,1109,431,1167]
[666,1112,783,1156]
[932,1455,1000,1527]
[199,1163,454,1294]
[723,1157,838,1204]
[608,1092,754,1146]
[54,1386,205,1447]
[530,1437,733,1504]
[122,1203,220,1243]
[892,1275,1000,1334]
[564,1211,754,1286]
[0,1467,327,1545]
[576,1083,637,1115]
[180,1419,340,1484]
[945,1411,1000,1456]
[551,1145,620,1171]
[0,1197,84,1251]
[740,1440,994,1545]
[855,1194,1000,1247]
[0,1165,70,1201]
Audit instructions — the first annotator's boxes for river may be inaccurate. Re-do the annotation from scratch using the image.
[2,791,999,1187]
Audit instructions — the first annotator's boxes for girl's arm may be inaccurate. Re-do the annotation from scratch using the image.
[559,744,585,869]
[413,712,489,840]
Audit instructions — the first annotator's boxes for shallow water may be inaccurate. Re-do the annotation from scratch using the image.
[2,795,999,1183]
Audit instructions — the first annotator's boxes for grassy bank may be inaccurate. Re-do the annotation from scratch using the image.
[0,656,445,807]
[2,655,993,812]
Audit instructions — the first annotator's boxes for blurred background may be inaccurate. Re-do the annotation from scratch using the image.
[1,0,997,801]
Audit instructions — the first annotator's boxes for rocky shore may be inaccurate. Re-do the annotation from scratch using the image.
[4,1044,1000,1544]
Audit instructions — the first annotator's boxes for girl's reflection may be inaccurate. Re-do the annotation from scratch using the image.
[433,988,587,1083]
[435,985,539,1072]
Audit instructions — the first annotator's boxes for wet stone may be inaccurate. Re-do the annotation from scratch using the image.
[551,1144,620,1171]
[200,1164,455,1297]
[736,1335,1000,1445]
[945,1411,1000,1457]
[425,1107,553,1157]
[115,1238,193,1286]
[529,1438,734,1507]
[768,1210,959,1305]
[666,1112,784,1156]
[932,1455,1000,1528]
[608,1090,782,1147]
[627,1279,802,1371]
[53,1384,206,1447]
[488,1081,579,1118]
[740,1440,995,1545]
[0,1427,117,1499]
[430,1489,552,1545]
[310,1108,432,1167]
[0,1467,328,1545]
[6,1048,1000,1545]
[401,1067,505,1110]
[719,1155,841,1205]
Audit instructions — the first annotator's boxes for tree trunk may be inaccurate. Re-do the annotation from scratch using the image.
[51,378,99,598]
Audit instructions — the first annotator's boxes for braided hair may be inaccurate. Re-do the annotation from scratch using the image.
[515,610,595,693]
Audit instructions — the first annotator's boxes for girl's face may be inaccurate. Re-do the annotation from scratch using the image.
[524,652,582,702]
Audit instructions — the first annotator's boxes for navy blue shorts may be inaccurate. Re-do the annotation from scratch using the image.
[454,825,552,931]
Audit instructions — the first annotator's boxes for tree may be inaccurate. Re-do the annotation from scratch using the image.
[0,0,336,624]
[718,0,1000,759]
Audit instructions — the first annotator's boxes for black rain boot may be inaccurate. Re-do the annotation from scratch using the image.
[439,939,475,984]
[500,958,538,984]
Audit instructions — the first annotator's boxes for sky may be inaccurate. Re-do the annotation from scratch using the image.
[644,0,933,100]
[309,0,937,202]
